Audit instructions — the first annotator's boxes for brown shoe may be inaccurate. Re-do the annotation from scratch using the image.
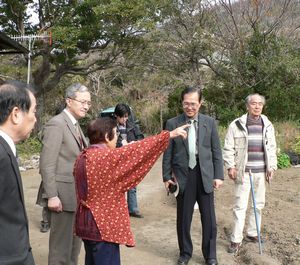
[228,242,241,254]
[245,235,265,243]
[245,235,258,243]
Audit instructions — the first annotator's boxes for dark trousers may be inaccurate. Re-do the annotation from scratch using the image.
[176,163,217,261]
[83,240,120,265]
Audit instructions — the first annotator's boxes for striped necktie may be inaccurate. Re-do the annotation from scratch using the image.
[75,122,84,149]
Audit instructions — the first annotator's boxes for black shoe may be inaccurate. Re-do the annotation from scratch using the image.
[40,221,50,233]
[129,212,144,218]
[206,258,218,265]
[177,258,189,265]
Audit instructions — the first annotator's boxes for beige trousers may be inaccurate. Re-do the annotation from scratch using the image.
[231,171,266,243]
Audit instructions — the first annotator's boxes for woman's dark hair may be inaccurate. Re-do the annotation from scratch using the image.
[180,86,202,103]
[114,103,131,117]
[87,117,117,144]
[0,80,33,125]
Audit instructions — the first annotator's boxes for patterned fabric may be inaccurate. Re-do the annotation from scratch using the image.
[245,116,266,173]
[75,151,102,241]
[74,131,170,246]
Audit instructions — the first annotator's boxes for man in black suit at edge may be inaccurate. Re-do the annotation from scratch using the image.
[0,80,37,265]
[162,86,224,265]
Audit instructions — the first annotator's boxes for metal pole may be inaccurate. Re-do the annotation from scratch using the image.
[249,169,263,254]
[27,38,32,84]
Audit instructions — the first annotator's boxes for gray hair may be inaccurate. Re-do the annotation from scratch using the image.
[245,93,265,106]
[65,83,89,99]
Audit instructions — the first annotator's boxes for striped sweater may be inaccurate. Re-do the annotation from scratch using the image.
[245,116,266,173]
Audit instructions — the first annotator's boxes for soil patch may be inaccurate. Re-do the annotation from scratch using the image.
[22,158,300,265]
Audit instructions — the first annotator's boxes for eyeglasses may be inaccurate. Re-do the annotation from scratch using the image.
[249,102,264,107]
[182,102,199,108]
[69,97,92,107]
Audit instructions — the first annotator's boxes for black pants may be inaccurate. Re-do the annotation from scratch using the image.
[176,163,217,261]
[83,240,120,265]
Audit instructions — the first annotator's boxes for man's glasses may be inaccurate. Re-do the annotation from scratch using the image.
[69,97,92,107]
[182,102,199,108]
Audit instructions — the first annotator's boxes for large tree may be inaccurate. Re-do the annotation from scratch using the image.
[203,0,300,123]
[0,0,171,96]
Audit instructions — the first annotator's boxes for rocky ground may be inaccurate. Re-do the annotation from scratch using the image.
[22,157,300,265]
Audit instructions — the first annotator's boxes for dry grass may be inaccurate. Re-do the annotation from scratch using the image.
[274,121,300,152]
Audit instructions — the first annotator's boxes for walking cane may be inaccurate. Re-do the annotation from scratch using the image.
[249,169,263,254]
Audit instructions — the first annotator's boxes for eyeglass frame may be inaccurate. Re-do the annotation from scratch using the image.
[182,101,200,109]
[68,97,92,107]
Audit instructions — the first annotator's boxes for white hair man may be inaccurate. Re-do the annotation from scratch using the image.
[223,93,277,254]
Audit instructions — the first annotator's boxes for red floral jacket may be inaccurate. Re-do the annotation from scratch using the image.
[74,131,170,246]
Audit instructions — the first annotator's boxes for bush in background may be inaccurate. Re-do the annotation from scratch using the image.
[16,137,42,159]
[274,121,300,152]
[277,152,291,169]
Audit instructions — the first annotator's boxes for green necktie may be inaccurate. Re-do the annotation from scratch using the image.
[188,120,197,169]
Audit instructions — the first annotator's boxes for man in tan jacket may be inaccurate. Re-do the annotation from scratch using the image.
[39,83,91,265]
[223,93,277,254]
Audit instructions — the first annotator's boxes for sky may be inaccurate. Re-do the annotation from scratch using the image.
[26,0,39,26]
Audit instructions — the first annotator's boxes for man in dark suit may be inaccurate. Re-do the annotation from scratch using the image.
[39,83,91,265]
[0,81,37,265]
[162,87,224,265]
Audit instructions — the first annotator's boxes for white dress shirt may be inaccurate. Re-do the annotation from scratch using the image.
[0,130,16,156]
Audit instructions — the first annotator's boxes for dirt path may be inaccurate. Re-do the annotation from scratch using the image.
[22,158,300,265]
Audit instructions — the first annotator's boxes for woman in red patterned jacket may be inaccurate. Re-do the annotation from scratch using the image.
[74,117,188,265]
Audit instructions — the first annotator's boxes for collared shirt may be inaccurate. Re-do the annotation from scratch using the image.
[63,108,77,126]
[0,130,16,156]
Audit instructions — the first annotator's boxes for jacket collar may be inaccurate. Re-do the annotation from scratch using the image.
[0,137,27,216]
[239,113,271,127]
[61,111,88,148]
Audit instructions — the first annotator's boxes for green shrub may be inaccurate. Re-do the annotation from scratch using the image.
[277,152,291,169]
[217,125,227,148]
[16,136,42,159]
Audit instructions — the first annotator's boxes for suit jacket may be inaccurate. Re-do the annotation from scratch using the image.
[0,137,34,265]
[162,113,224,194]
[39,111,88,211]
